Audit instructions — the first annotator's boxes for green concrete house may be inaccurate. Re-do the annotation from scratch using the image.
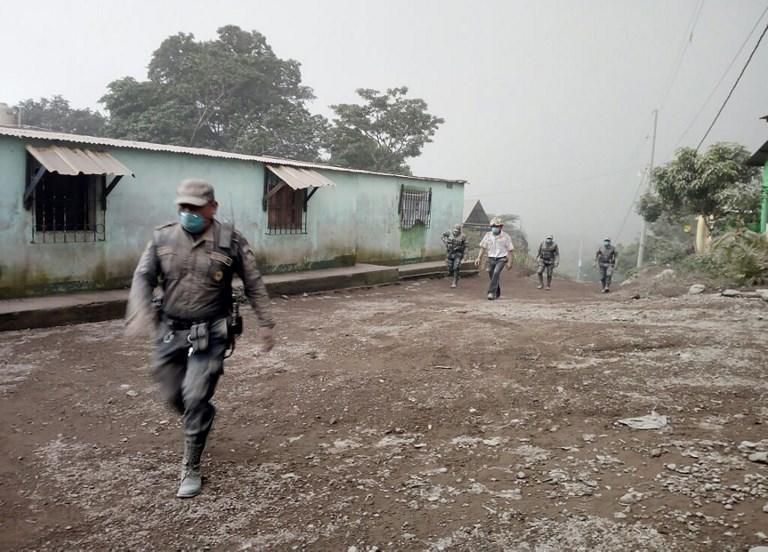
[0,127,466,298]
[748,138,768,235]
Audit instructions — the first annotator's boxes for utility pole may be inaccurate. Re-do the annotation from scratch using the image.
[637,109,658,268]
[577,239,583,281]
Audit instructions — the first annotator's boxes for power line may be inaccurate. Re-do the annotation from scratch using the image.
[696,17,768,151]
[658,0,706,110]
[675,3,768,148]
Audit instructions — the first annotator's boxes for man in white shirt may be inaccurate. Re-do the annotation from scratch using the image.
[474,216,515,300]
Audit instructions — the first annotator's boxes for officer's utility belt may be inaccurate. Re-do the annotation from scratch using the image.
[162,316,217,356]
[164,316,213,331]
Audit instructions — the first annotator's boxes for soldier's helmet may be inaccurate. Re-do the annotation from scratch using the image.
[453,224,462,232]
[545,235,554,241]
[489,216,504,227]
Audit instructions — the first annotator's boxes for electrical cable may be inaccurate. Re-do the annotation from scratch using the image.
[696,17,768,151]
[658,0,706,110]
[675,2,768,148]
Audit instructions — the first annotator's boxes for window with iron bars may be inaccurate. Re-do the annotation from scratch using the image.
[32,171,106,243]
[263,171,307,235]
[398,185,432,229]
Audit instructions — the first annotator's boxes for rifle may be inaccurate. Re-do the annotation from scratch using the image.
[224,195,243,359]
[224,290,243,359]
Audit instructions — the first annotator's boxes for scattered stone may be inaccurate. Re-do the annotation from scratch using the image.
[757,531,768,540]
[619,490,644,505]
[655,269,676,280]
[650,448,663,458]
[688,284,706,295]
[756,289,768,302]
[347,547,359,552]
[763,503,768,513]
[721,289,741,298]
[749,452,768,464]
[126,390,139,397]
[516,471,527,480]
[749,547,768,552]
[614,512,628,519]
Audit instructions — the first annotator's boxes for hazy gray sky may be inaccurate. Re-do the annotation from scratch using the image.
[3,0,767,267]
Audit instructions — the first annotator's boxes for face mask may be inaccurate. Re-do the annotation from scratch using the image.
[604,242,611,248]
[491,227,501,236]
[179,210,206,234]
[545,239,553,245]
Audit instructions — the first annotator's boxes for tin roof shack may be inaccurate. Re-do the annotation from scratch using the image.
[461,199,491,259]
[0,127,465,298]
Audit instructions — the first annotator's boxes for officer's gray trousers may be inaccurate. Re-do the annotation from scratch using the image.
[152,318,228,445]
[487,256,507,297]
[447,255,463,279]
[536,261,554,278]
[599,264,614,288]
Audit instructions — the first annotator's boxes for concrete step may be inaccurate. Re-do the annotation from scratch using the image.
[0,263,407,331]
[399,260,478,280]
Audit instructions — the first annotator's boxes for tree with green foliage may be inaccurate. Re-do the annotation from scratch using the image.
[15,96,106,135]
[638,143,761,233]
[101,25,327,160]
[325,87,444,174]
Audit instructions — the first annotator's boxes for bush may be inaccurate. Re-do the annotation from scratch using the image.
[711,230,768,286]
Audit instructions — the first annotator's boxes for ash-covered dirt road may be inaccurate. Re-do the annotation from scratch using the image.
[1,275,767,551]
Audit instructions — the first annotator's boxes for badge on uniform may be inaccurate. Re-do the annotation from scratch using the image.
[213,270,224,282]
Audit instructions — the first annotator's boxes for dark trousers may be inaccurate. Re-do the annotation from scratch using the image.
[537,261,554,285]
[487,256,507,297]
[447,255,463,281]
[599,264,615,288]
[153,318,228,445]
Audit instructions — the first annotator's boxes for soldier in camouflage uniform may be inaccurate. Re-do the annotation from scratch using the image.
[535,235,560,291]
[595,237,618,293]
[125,179,275,498]
[442,224,467,288]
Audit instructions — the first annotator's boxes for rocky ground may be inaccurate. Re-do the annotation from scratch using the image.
[1,274,768,551]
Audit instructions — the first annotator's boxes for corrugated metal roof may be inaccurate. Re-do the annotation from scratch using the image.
[266,165,335,190]
[0,126,466,184]
[26,144,132,176]
[748,139,768,167]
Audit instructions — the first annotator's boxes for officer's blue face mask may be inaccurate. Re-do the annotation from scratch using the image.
[604,241,611,247]
[491,227,501,235]
[179,210,206,234]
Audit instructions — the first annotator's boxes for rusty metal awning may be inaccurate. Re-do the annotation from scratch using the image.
[26,144,132,176]
[266,164,335,190]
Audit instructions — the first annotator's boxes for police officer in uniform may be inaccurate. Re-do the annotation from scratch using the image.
[595,237,618,293]
[125,179,275,498]
[536,235,560,291]
[441,224,467,288]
